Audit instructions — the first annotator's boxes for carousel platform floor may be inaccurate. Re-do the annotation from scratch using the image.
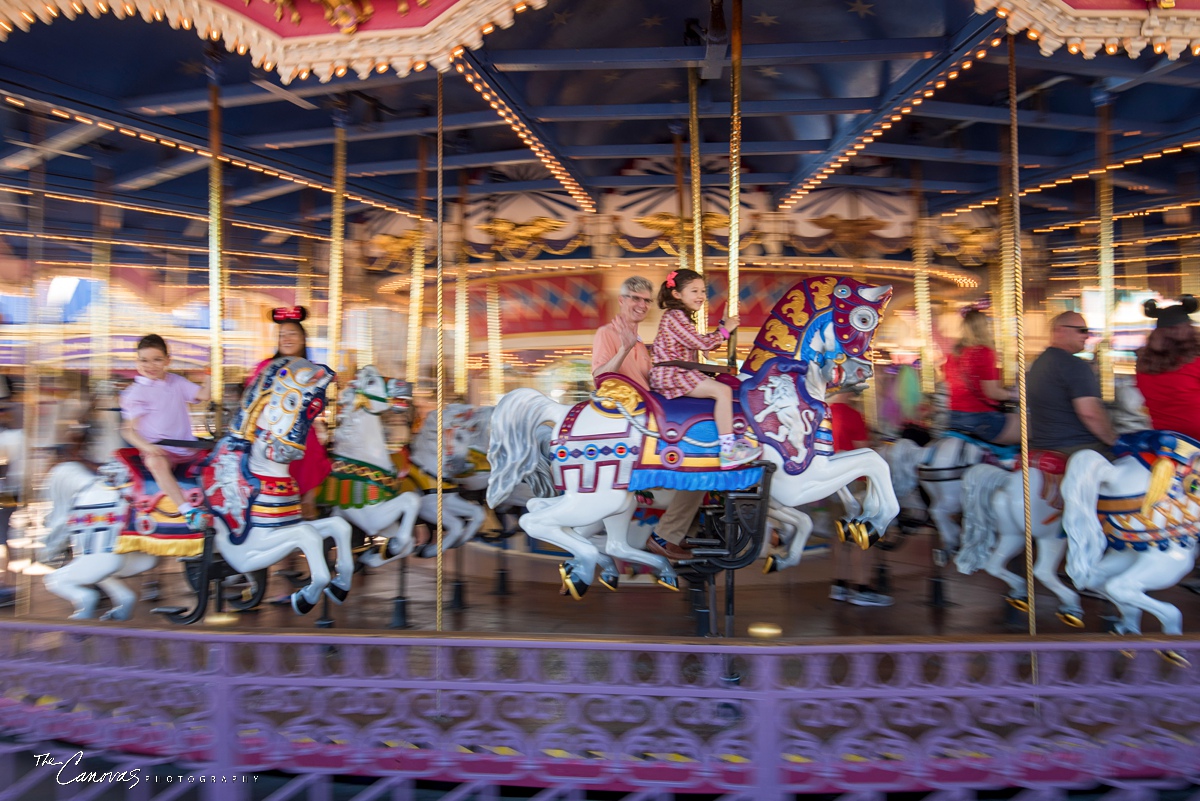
[5,526,1200,639]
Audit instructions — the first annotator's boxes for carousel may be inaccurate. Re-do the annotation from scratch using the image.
[0,0,1199,798]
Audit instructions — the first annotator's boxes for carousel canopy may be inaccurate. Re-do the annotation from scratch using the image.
[1,0,1199,290]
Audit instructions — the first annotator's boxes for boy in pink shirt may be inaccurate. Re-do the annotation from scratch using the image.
[119,334,211,531]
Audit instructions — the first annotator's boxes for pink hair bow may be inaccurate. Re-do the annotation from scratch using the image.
[666,270,678,288]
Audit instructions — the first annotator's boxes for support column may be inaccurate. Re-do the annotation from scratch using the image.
[912,167,934,395]
[487,280,502,403]
[206,45,226,434]
[329,101,347,382]
[998,128,1018,385]
[454,173,469,398]
[725,0,742,367]
[689,66,706,327]
[406,138,428,387]
[1096,98,1115,402]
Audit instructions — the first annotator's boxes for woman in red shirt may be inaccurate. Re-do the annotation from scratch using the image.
[944,309,1018,444]
[1135,296,1200,442]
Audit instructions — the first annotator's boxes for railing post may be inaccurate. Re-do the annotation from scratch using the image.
[204,640,247,801]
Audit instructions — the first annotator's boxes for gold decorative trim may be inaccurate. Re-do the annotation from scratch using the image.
[976,0,1200,59]
[0,0,548,80]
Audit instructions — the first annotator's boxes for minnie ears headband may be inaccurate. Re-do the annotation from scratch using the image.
[270,306,308,324]
[1144,295,1198,329]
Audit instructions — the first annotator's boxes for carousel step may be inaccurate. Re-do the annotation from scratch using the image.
[689,548,731,557]
[685,538,722,547]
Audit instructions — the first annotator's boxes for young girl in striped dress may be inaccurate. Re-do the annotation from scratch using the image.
[650,269,761,469]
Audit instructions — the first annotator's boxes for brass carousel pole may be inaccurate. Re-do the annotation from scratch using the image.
[1097,99,1115,402]
[673,124,688,272]
[912,167,935,395]
[435,72,446,635]
[206,44,226,435]
[454,172,469,399]
[1007,34,1036,644]
[406,139,428,387]
[725,0,742,368]
[329,100,347,406]
[689,66,706,326]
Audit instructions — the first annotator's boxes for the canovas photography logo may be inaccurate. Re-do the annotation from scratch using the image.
[32,751,259,791]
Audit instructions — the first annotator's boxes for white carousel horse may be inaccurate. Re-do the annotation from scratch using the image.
[42,357,354,620]
[1062,430,1200,653]
[487,275,900,597]
[402,404,490,557]
[956,454,1083,626]
[885,375,1149,554]
[320,366,423,567]
[952,379,1152,625]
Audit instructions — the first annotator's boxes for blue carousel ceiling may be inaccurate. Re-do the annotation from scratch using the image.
[1,0,1200,286]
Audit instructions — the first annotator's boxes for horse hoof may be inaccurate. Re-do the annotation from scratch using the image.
[1057,610,1085,629]
[599,573,619,592]
[1156,650,1190,668]
[834,519,847,543]
[325,584,350,604]
[291,592,316,615]
[1006,596,1030,613]
[557,564,585,601]
[762,556,778,574]
[656,574,680,592]
[853,523,881,551]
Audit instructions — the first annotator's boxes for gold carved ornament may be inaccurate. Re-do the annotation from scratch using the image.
[932,223,1000,267]
[256,0,375,33]
[476,217,583,261]
[616,212,761,255]
[803,215,907,260]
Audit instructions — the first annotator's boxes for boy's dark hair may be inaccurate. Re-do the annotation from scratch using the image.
[656,268,705,322]
[136,334,169,356]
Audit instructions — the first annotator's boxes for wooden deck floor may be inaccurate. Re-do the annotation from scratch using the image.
[6,525,1199,641]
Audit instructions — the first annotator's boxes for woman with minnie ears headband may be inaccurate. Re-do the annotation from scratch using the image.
[249,307,332,520]
[650,269,762,469]
[1135,295,1200,441]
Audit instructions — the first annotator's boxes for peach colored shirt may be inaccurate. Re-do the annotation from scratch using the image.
[592,319,652,387]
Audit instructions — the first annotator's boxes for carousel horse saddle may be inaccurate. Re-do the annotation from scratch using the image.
[1029,449,1068,512]
[1095,429,1200,551]
[944,430,1019,470]
[114,448,204,511]
[584,373,763,493]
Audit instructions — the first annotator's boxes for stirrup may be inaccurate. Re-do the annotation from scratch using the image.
[184,508,213,532]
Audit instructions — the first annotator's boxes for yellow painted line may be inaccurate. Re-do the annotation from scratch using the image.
[784,754,812,763]
[35,696,61,707]
[720,754,751,763]
[842,754,869,762]
[646,753,694,763]
[488,746,521,757]
[543,749,577,759]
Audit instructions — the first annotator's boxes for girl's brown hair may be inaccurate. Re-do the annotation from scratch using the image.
[656,268,705,322]
[1136,324,1200,375]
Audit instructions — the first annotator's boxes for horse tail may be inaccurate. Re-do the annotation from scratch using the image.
[486,388,566,509]
[885,438,923,501]
[956,464,1011,575]
[1063,450,1113,591]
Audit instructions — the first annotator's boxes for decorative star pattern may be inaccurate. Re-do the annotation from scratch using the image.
[602,71,621,83]
[551,10,570,26]
[659,79,681,91]
[847,0,875,18]
[641,14,665,28]
[752,12,779,26]
[758,66,782,78]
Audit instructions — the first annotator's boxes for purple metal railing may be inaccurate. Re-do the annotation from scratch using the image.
[0,621,1197,800]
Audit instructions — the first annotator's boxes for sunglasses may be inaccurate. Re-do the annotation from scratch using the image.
[1059,325,1090,334]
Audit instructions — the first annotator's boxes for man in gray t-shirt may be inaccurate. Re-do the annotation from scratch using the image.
[1027,311,1117,456]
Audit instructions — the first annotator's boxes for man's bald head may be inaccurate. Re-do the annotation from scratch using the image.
[1050,311,1091,353]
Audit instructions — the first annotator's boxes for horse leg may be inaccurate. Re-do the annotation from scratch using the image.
[99,553,158,621]
[765,508,813,573]
[309,517,354,602]
[289,525,332,614]
[982,531,1028,604]
[1031,534,1083,626]
[45,553,125,619]
[1104,549,1193,636]
[444,493,486,549]
[926,484,962,553]
[601,494,679,591]
[519,494,609,600]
